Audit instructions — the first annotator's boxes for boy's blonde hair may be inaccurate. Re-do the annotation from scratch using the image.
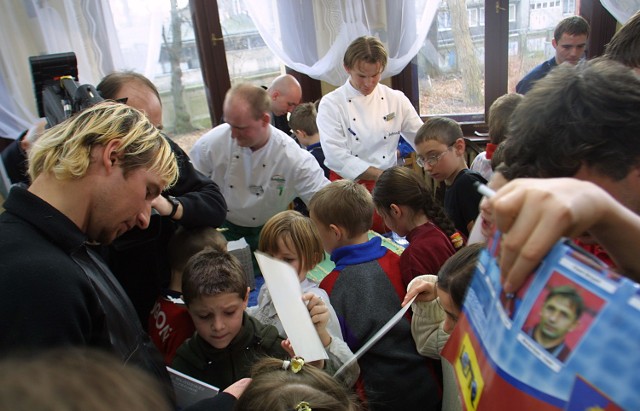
[258,210,324,274]
[289,102,318,136]
[182,250,248,305]
[28,101,178,188]
[309,180,373,238]
[414,116,463,146]
[234,357,360,411]
[343,36,388,71]
[169,227,228,274]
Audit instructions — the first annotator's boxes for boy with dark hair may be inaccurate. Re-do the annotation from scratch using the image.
[171,249,331,390]
[309,179,442,411]
[148,226,227,364]
[414,117,486,238]
[516,15,590,94]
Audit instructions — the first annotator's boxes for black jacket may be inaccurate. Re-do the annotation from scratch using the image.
[0,186,172,395]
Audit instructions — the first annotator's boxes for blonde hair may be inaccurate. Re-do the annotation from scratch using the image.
[224,83,271,120]
[309,180,373,238]
[234,357,360,411]
[343,36,388,71]
[258,210,324,274]
[0,348,172,411]
[28,101,178,188]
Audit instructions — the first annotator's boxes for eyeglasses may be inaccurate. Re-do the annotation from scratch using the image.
[416,145,453,168]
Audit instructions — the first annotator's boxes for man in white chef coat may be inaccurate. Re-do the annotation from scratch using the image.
[190,83,330,271]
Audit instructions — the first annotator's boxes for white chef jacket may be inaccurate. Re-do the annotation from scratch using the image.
[189,124,330,227]
[317,80,424,180]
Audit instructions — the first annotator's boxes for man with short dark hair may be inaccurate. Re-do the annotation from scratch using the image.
[526,286,584,361]
[516,16,590,94]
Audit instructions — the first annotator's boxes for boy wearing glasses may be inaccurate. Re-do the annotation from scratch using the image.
[414,117,486,238]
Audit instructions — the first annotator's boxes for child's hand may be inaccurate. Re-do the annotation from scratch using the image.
[303,293,332,347]
[402,278,437,307]
[281,339,295,357]
[280,340,326,370]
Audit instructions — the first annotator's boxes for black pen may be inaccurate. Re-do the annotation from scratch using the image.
[347,127,356,136]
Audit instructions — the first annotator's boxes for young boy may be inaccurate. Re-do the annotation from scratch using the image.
[148,226,227,365]
[415,117,487,238]
[171,249,331,390]
[309,180,442,411]
[289,101,329,216]
[289,101,329,179]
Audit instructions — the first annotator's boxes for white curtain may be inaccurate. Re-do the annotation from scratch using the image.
[244,0,439,86]
[0,0,166,139]
[599,0,640,23]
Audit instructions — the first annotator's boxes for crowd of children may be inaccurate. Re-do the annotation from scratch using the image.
[5,13,640,411]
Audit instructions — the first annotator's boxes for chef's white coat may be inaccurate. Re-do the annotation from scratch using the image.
[317,80,423,180]
[189,124,330,227]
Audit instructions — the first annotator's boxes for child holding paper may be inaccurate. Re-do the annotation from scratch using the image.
[171,249,330,390]
[309,179,442,411]
[248,210,359,386]
[403,243,483,411]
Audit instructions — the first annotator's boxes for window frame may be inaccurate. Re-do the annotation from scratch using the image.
[190,0,616,133]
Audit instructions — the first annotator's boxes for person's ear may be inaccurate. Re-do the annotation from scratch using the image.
[453,137,466,155]
[552,38,558,49]
[103,139,123,171]
[329,223,342,241]
[271,91,280,101]
[262,112,271,126]
[242,287,250,309]
[389,203,401,217]
[344,65,351,75]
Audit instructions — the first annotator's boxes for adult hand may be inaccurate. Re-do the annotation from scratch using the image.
[485,178,615,293]
[222,378,251,399]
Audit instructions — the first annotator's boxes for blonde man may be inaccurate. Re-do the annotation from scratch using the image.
[0,101,177,391]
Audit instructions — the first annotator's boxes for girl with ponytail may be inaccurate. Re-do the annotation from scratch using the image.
[373,166,464,288]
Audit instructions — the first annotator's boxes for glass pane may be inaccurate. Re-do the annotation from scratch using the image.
[109,0,211,136]
[218,0,282,87]
[417,0,485,116]
[508,2,577,92]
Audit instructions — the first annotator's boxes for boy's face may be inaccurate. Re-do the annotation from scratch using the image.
[188,291,249,349]
[416,139,464,185]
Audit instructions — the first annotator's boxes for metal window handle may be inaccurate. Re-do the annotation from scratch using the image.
[211,34,224,46]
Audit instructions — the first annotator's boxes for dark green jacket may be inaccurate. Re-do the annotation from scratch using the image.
[171,312,287,390]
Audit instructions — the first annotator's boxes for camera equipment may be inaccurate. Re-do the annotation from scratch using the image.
[29,52,103,127]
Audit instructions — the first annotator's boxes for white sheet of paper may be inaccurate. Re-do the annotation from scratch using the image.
[254,251,328,362]
[333,295,417,378]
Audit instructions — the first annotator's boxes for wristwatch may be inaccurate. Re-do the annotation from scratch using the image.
[167,195,180,219]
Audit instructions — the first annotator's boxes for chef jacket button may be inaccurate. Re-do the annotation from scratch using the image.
[352,118,356,121]
[229,185,234,188]
[235,155,239,159]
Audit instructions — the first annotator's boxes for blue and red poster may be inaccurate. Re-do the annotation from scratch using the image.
[442,234,640,410]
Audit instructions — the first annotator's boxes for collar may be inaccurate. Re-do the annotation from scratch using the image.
[306,142,322,152]
[342,78,380,100]
[330,236,387,271]
[3,185,87,253]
